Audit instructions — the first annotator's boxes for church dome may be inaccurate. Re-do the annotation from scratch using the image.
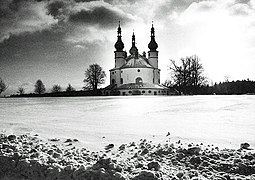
[148,39,158,51]
[115,38,124,51]
[129,46,138,55]
[121,54,153,69]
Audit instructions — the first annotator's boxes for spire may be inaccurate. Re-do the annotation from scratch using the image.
[148,22,158,51]
[129,31,138,58]
[132,31,135,47]
[117,21,121,36]
[114,21,124,51]
[151,21,155,37]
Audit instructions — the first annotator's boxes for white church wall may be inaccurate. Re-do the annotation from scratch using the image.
[148,51,158,68]
[110,69,121,86]
[115,70,121,86]
[154,69,160,84]
[121,68,154,84]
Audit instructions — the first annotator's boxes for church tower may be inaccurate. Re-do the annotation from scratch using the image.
[148,23,158,68]
[129,32,139,58]
[114,22,126,68]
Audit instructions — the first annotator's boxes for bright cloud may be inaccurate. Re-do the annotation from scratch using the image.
[163,0,255,81]
[0,0,58,42]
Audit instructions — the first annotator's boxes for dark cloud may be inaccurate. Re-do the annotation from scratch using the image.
[235,0,250,4]
[103,0,137,5]
[74,0,97,2]
[47,1,65,17]
[0,0,57,41]
[8,0,22,12]
[3,0,45,12]
[154,0,203,19]
[171,0,200,10]
[69,6,131,28]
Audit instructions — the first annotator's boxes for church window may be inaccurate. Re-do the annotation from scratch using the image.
[136,77,143,84]
[154,91,157,95]
[153,78,154,83]
[158,90,160,93]
[132,90,141,95]
[158,79,160,84]
[148,90,151,93]
[112,79,115,84]
[137,69,140,72]
[112,72,114,74]
[128,91,132,94]
[120,78,123,84]
[142,91,145,93]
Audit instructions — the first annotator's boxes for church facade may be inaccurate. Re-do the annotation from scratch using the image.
[103,23,173,96]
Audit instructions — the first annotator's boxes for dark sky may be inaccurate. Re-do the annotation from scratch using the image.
[1,0,255,95]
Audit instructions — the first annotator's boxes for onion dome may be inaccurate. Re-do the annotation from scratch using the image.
[148,23,158,51]
[114,22,124,51]
[129,32,138,58]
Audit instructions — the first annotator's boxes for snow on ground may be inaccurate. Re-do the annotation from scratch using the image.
[0,95,254,151]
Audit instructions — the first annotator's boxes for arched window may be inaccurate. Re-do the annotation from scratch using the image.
[120,78,123,84]
[112,79,115,84]
[135,77,143,84]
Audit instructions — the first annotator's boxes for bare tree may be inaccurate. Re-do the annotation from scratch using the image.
[83,64,106,91]
[169,55,207,94]
[51,84,62,93]
[66,84,75,92]
[0,78,7,96]
[189,56,207,87]
[17,86,25,95]
[34,80,46,94]
[162,80,174,88]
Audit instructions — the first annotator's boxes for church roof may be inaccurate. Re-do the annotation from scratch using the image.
[120,54,153,69]
[104,83,117,90]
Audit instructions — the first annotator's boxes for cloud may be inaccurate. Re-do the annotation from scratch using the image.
[74,44,86,49]
[74,0,97,2]
[47,1,66,18]
[69,5,133,28]
[235,0,250,4]
[230,2,254,16]
[0,0,58,42]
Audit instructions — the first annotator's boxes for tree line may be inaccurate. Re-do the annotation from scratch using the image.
[164,55,255,95]
[0,64,106,96]
[1,58,254,96]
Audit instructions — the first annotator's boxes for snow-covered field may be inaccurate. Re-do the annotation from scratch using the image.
[0,95,254,151]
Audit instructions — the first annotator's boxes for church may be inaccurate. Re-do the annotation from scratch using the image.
[103,23,173,96]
